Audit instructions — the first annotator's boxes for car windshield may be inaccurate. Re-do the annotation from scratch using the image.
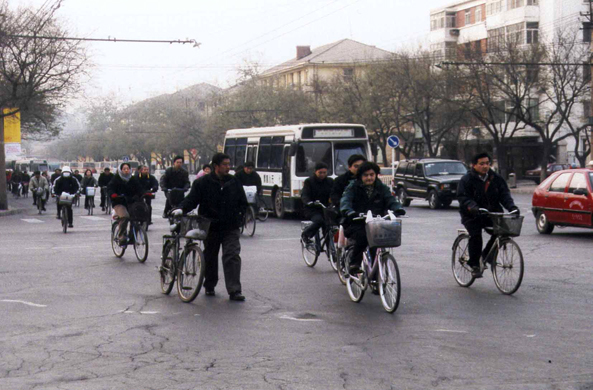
[424,162,467,176]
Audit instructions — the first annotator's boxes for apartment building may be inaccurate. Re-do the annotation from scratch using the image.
[429,0,591,172]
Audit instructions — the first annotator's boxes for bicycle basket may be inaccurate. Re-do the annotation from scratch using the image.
[58,193,75,205]
[86,187,96,196]
[128,201,150,222]
[243,186,258,205]
[323,207,340,226]
[365,218,402,248]
[181,215,211,240]
[491,215,524,237]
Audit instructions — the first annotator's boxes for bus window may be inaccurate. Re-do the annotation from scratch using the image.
[235,138,248,167]
[257,137,272,169]
[296,142,332,176]
[246,145,256,164]
[224,138,236,166]
[270,136,285,169]
[334,143,367,176]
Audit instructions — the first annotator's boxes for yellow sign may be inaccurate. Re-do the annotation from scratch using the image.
[3,108,21,143]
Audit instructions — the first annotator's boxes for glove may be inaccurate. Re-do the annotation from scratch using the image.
[510,207,520,216]
[110,193,118,199]
[468,206,479,217]
[394,209,406,216]
[346,211,356,221]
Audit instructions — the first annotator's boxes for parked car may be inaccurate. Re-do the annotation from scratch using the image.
[379,166,397,191]
[394,159,468,209]
[531,168,593,234]
[525,163,571,184]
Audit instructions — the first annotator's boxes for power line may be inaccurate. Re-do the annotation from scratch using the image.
[3,34,201,46]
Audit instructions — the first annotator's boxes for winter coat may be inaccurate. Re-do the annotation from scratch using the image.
[106,172,143,207]
[98,172,115,187]
[457,168,517,223]
[81,176,98,191]
[137,173,159,194]
[180,172,248,232]
[330,170,355,208]
[301,174,334,219]
[235,170,262,194]
[340,178,402,218]
[30,176,49,191]
[54,175,80,196]
[159,167,190,192]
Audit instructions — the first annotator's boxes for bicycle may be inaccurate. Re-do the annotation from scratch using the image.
[159,211,209,303]
[451,209,524,295]
[85,186,97,216]
[300,201,339,271]
[35,187,46,215]
[102,187,112,214]
[343,211,404,313]
[110,197,150,263]
[58,193,75,234]
[242,186,258,237]
[141,193,155,231]
[22,182,29,198]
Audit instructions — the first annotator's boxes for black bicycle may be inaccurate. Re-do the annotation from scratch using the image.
[58,193,75,234]
[300,202,339,271]
[451,209,524,295]
[102,186,112,214]
[111,198,150,263]
[159,212,209,303]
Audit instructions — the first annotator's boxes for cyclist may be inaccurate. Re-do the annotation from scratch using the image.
[73,169,83,183]
[136,165,159,225]
[21,170,30,196]
[10,170,21,197]
[300,162,334,246]
[30,171,49,210]
[457,152,519,278]
[53,166,80,227]
[196,164,212,179]
[330,154,367,209]
[160,155,190,217]
[175,152,248,301]
[98,167,115,211]
[107,163,143,243]
[340,161,405,274]
[50,168,62,185]
[235,161,264,212]
[81,169,98,210]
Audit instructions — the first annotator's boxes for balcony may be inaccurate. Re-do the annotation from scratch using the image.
[486,5,539,29]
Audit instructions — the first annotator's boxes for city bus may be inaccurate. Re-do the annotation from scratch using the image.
[82,162,97,173]
[224,123,371,218]
[14,159,49,173]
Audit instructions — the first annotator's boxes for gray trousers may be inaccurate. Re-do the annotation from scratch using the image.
[203,228,242,294]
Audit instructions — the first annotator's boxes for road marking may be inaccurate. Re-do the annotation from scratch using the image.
[1,299,47,307]
[121,310,135,314]
[279,315,323,322]
[434,329,468,334]
[21,219,44,223]
[258,238,299,242]
[525,334,536,338]
[139,311,159,314]
[80,216,107,222]
[51,245,93,250]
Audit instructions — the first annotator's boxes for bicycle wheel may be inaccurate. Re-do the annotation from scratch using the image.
[177,244,205,303]
[90,198,94,216]
[451,234,475,287]
[160,241,176,294]
[245,206,256,237]
[492,239,524,295]
[111,223,126,258]
[326,233,338,272]
[301,233,319,267]
[37,198,43,214]
[61,207,68,234]
[257,207,269,222]
[379,253,401,313]
[346,271,366,303]
[105,199,112,215]
[337,247,348,285]
[133,224,149,263]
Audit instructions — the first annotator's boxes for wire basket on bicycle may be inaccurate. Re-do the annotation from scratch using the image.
[323,206,340,226]
[491,214,524,237]
[58,193,75,206]
[180,215,211,240]
[365,218,402,248]
[128,201,150,222]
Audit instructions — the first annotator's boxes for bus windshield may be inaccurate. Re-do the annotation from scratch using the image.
[296,142,332,176]
[334,143,367,175]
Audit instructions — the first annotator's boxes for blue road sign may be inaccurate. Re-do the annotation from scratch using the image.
[387,135,400,148]
[122,156,129,162]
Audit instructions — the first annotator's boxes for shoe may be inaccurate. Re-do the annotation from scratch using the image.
[42,207,46,211]
[348,265,362,275]
[101,207,105,211]
[56,216,61,220]
[301,234,312,246]
[205,288,215,296]
[229,292,245,301]
[118,237,128,245]
[162,212,167,219]
[68,224,73,228]
[148,221,153,225]
[33,203,36,206]
[470,266,483,278]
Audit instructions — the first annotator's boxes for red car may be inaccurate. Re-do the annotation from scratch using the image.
[531,168,593,234]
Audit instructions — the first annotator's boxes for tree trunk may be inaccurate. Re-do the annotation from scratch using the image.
[495,142,508,179]
[540,141,552,183]
[379,142,388,167]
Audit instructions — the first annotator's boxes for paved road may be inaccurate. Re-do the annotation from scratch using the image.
[0,192,592,389]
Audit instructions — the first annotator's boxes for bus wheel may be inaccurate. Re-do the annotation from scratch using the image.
[274,189,285,219]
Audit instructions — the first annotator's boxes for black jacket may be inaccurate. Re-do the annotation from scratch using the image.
[330,170,355,208]
[50,173,61,185]
[73,173,83,183]
[54,175,80,196]
[340,179,402,218]
[457,169,517,222]
[137,173,159,194]
[107,173,143,207]
[159,167,190,192]
[98,172,115,187]
[180,173,248,232]
[235,170,262,194]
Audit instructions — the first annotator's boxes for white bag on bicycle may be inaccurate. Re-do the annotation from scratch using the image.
[338,225,347,248]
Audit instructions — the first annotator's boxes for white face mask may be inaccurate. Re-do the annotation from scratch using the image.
[63,172,71,177]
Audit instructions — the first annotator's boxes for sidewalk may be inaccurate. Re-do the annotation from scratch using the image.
[0,193,33,217]
[509,180,537,195]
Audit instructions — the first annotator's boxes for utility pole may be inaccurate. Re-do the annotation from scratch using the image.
[588,0,593,163]
[0,115,6,210]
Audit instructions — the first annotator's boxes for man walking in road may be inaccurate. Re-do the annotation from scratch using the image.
[177,153,248,301]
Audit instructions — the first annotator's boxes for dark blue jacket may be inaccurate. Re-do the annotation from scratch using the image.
[457,169,516,223]
[340,179,402,218]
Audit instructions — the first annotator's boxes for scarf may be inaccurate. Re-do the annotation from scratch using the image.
[120,171,132,183]
[365,185,374,199]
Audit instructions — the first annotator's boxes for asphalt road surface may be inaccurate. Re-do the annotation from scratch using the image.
[0,192,592,390]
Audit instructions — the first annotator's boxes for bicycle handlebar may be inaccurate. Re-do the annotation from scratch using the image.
[478,208,519,216]
[307,201,327,209]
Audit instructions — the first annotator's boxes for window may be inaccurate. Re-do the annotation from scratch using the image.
[526,22,539,44]
[568,173,588,193]
[343,68,354,83]
[295,142,332,176]
[406,163,416,175]
[465,9,471,25]
[396,162,408,175]
[584,22,592,43]
[270,136,285,169]
[257,137,272,169]
[548,173,571,192]
[224,138,247,167]
[507,22,525,45]
[415,164,424,177]
[507,0,524,10]
[486,0,502,16]
[583,100,591,119]
[430,12,445,31]
[487,27,505,51]
[424,162,467,176]
[526,66,539,83]
[584,63,592,83]
[526,0,538,4]
[334,143,367,175]
[476,7,482,23]
[446,12,456,28]
[527,98,540,121]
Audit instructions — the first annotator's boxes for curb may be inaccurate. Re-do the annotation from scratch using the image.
[510,187,535,195]
[0,207,27,217]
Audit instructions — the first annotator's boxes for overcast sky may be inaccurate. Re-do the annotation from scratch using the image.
[14,0,448,105]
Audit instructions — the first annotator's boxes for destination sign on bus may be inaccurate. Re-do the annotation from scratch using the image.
[313,129,354,138]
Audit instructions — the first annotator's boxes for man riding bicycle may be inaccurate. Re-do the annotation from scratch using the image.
[53,166,80,227]
[136,165,158,225]
[30,171,49,210]
[340,161,405,274]
[98,167,115,211]
[330,154,366,209]
[160,156,190,217]
[457,152,519,278]
[107,163,143,243]
[301,162,334,246]
[235,161,264,212]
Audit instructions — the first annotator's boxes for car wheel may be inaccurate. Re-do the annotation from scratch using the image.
[397,187,411,207]
[428,190,441,210]
[536,211,554,234]
[441,199,452,208]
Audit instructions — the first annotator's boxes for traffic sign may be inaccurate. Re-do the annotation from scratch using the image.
[387,135,400,148]
[122,156,129,162]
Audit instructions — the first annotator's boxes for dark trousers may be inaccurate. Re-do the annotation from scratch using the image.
[57,204,73,224]
[85,195,95,209]
[463,217,496,268]
[203,229,242,294]
[345,224,376,268]
[144,197,153,223]
[303,211,325,239]
[100,188,107,208]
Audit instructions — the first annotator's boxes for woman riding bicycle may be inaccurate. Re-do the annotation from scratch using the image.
[340,161,405,274]
[107,163,143,242]
[81,169,98,210]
